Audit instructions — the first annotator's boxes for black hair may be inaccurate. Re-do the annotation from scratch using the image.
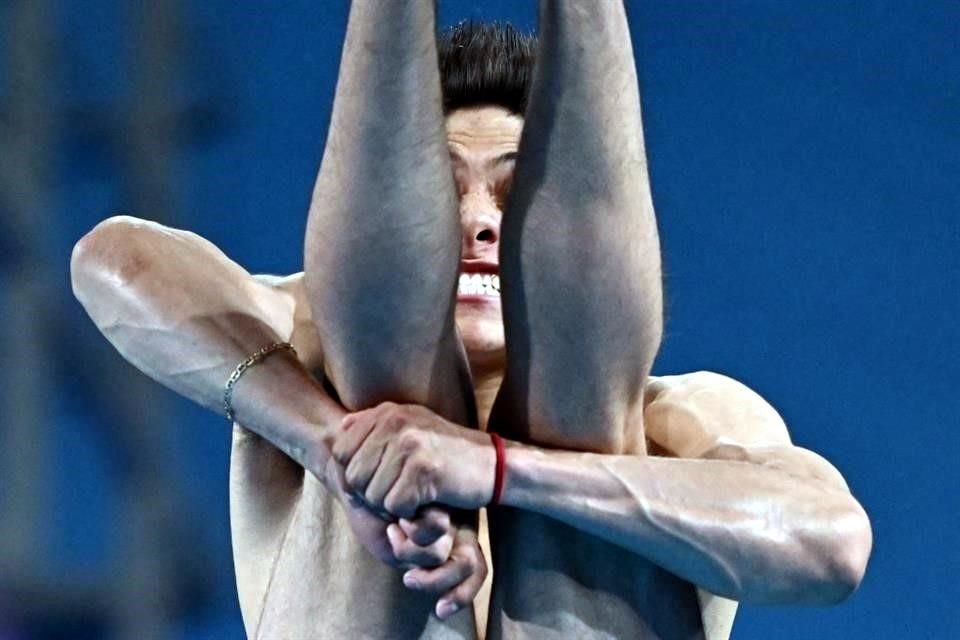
[437,21,537,116]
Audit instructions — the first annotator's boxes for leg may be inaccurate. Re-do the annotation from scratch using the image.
[305,1,472,423]
[493,0,662,454]
[304,2,477,637]
[487,3,691,638]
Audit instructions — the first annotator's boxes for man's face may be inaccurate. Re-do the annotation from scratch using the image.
[446,105,523,373]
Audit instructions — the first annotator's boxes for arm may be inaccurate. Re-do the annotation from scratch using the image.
[70,215,339,476]
[498,373,873,605]
[72,216,486,611]
[70,216,464,571]
[336,373,872,605]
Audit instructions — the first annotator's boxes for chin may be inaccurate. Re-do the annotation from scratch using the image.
[456,313,506,373]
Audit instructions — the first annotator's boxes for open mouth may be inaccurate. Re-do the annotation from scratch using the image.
[458,273,501,297]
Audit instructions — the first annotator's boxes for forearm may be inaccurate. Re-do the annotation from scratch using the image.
[71,216,341,476]
[305,1,465,412]
[500,443,871,604]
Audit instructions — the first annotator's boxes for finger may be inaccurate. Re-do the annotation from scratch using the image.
[332,410,378,466]
[387,523,453,569]
[401,555,472,595]
[435,563,487,620]
[343,425,392,495]
[399,508,450,546]
[382,460,432,520]
[363,442,407,513]
[433,532,488,619]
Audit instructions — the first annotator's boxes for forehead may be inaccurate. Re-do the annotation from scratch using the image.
[445,106,524,153]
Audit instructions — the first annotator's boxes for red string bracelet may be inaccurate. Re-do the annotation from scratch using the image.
[489,432,506,507]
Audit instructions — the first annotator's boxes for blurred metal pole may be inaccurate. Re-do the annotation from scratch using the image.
[0,0,56,586]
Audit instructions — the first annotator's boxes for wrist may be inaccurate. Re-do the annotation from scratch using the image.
[495,441,548,511]
[487,433,507,507]
[223,342,297,421]
[321,455,350,503]
[226,347,346,479]
[460,429,498,509]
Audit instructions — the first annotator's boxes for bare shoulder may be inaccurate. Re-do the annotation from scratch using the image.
[252,272,323,371]
[645,371,852,492]
[644,373,754,637]
[644,371,791,458]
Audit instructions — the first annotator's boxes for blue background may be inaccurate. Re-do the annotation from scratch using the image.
[4,0,957,638]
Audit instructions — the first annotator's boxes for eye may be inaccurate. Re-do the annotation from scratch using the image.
[494,170,515,209]
[451,164,470,197]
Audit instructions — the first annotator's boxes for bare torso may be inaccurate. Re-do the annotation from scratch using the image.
[229,403,736,640]
[227,275,738,640]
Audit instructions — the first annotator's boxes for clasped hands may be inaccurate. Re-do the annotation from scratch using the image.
[324,402,497,619]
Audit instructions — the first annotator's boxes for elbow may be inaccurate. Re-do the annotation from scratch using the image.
[828,503,873,603]
[805,499,873,605]
[71,215,154,303]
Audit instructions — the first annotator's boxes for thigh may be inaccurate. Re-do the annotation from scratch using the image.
[486,271,671,639]
[255,475,476,640]
[486,508,703,640]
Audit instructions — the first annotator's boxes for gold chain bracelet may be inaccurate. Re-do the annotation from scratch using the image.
[223,342,297,422]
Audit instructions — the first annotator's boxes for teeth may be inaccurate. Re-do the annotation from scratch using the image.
[457,272,501,297]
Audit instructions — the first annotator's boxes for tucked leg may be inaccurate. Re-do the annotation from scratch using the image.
[303,2,477,638]
[493,0,662,454]
[305,1,472,423]
[487,3,701,638]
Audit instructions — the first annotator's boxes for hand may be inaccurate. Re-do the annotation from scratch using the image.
[342,487,488,619]
[325,456,454,568]
[332,402,496,517]
[398,525,488,620]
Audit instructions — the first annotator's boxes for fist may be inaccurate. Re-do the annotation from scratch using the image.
[332,402,496,517]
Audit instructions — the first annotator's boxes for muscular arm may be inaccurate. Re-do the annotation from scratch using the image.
[70,215,341,477]
[338,373,872,605]
[498,373,873,605]
[71,216,467,572]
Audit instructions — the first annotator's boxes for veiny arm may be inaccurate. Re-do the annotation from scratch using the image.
[70,215,341,476]
[335,371,872,605]
[71,215,466,572]
[497,372,873,605]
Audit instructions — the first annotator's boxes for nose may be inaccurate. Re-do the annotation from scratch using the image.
[460,187,500,256]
